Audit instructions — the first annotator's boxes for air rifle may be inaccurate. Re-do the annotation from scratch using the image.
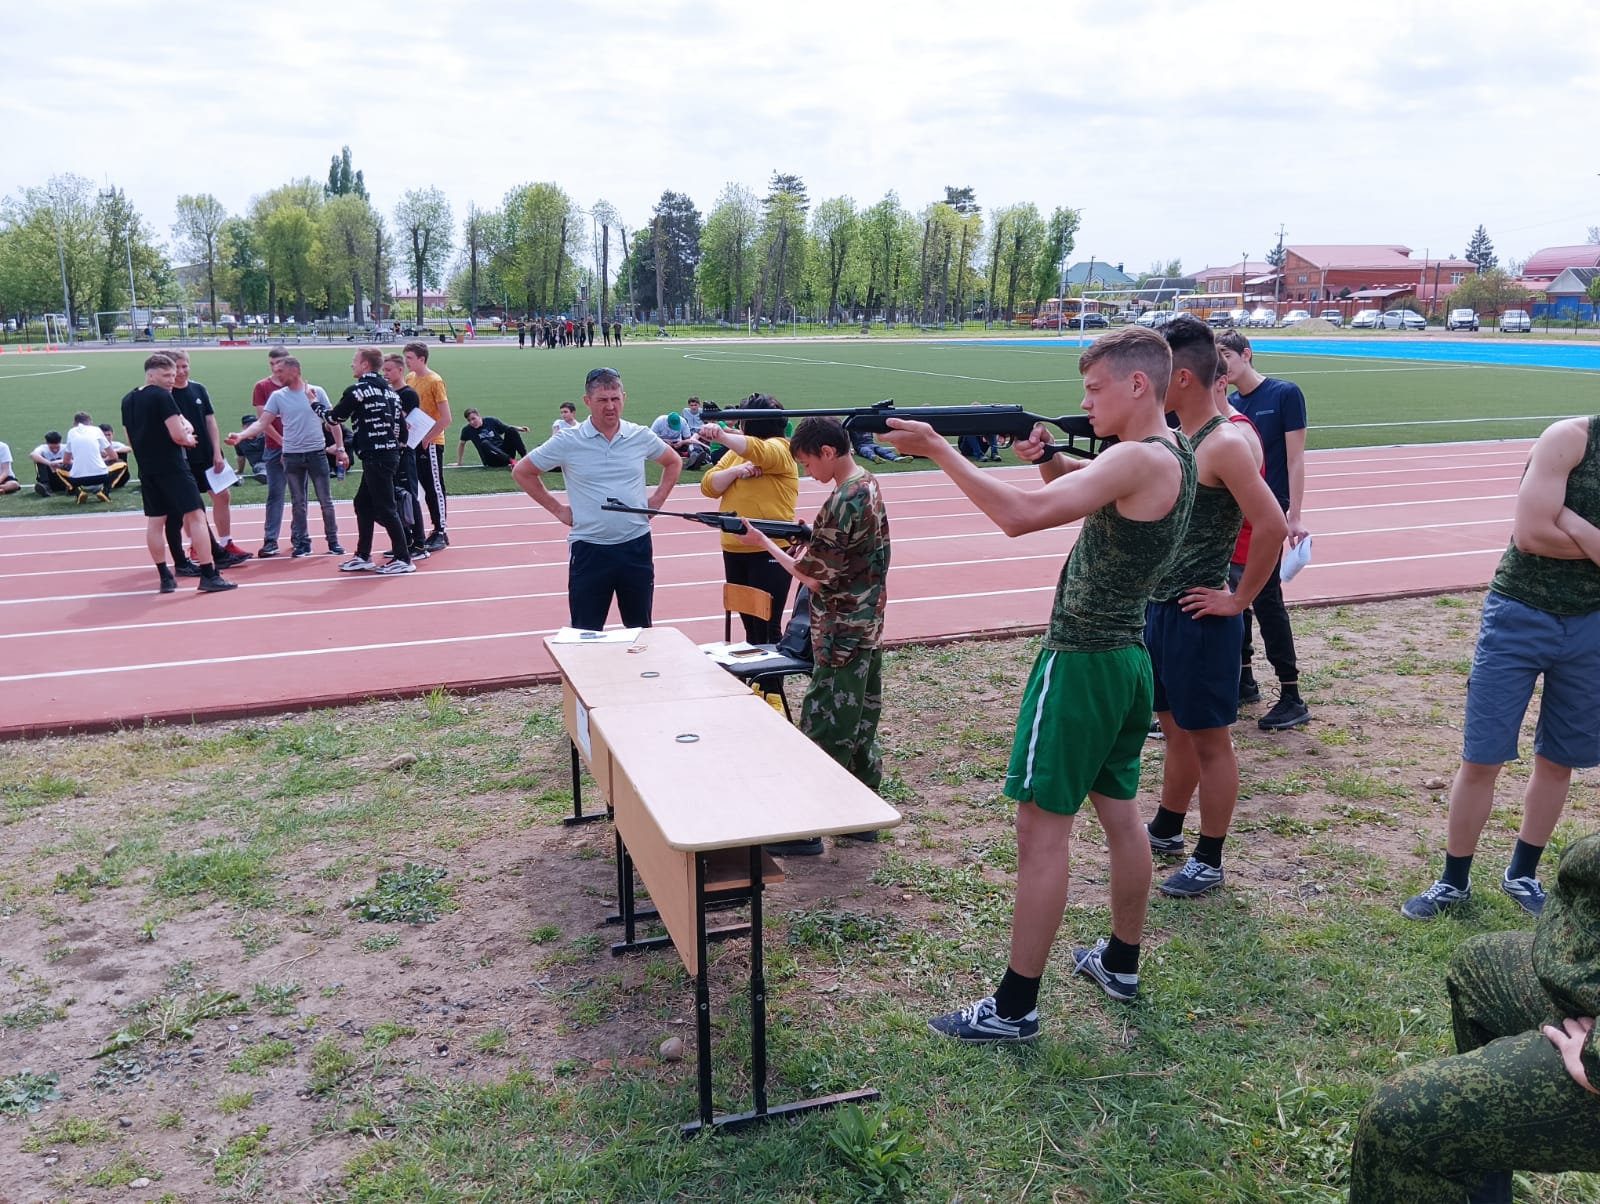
[709,399,1112,460]
[601,499,812,542]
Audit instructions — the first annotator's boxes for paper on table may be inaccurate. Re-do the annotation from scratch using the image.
[699,641,784,666]
[1280,534,1313,583]
[405,407,434,448]
[548,627,642,645]
[204,463,240,493]
[574,698,592,760]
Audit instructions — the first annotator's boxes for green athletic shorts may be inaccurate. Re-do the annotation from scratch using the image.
[1003,645,1152,815]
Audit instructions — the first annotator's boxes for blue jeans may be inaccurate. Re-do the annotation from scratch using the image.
[282,450,338,551]
[262,447,285,543]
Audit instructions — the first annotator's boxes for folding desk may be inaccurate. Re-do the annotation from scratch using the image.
[590,692,902,1135]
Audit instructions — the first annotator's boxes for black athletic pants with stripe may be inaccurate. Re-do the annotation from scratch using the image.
[417,443,447,538]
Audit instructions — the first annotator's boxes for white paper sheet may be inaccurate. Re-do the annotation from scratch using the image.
[699,641,784,667]
[574,698,592,760]
[1280,534,1313,583]
[405,407,435,448]
[204,463,240,493]
[547,627,643,645]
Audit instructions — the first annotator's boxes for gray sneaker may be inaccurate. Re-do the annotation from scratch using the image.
[1072,939,1139,1002]
[1401,879,1471,921]
[1145,823,1185,856]
[1500,872,1546,917]
[1159,857,1224,898]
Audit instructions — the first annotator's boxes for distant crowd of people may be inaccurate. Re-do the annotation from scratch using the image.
[515,316,624,349]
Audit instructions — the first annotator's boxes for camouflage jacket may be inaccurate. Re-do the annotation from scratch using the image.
[1535,831,1600,1085]
[794,470,890,667]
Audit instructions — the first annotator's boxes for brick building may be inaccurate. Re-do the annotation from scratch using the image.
[1271,246,1476,316]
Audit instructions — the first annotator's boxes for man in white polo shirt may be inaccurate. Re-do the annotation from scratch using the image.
[513,367,683,629]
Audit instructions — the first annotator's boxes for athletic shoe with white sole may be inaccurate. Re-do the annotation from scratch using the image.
[1159,858,1225,898]
[375,559,415,576]
[339,557,376,573]
[1146,823,1185,856]
[1401,879,1471,921]
[927,995,1039,1043]
[1072,940,1139,1003]
[1500,872,1546,917]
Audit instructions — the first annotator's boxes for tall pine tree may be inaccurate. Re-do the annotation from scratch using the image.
[1465,225,1497,271]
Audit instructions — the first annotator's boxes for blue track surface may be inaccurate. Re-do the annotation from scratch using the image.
[950,337,1600,372]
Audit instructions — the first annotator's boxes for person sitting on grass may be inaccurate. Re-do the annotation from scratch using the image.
[651,410,713,470]
[97,424,132,489]
[1350,830,1600,1204]
[233,414,268,484]
[850,426,901,464]
[455,408,531,468]
[30,431,71,496]
[0,439,21,494]
[61,411,115,502]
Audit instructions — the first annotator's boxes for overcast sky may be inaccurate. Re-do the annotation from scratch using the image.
[7,1,1598,277]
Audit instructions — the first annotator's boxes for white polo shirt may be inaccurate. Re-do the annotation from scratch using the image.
[527,418,668,546]
[64,422,110,478]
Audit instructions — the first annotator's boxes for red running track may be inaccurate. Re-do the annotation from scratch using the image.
[0,440,1530,738]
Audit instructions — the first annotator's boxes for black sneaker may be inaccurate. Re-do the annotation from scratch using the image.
[1145,823,1185,856]
[424,532,449,552]
[257,541,280,558]
[1158,857,1225,898]
[1401,879,1471,921]
[1071,940,1139,1002]
[34,482,49,497]
[158,575,177,594]
[174,559,203,578]
[1147,718,1165,741]
[1238,676,1262,705]
[291,545,313,559]
[197,574,238,593]
[217,550,251,570]
[765,838,824,856]
[328,542,346,555]
[1258,697,1310,730]
[927,996,1039,1043]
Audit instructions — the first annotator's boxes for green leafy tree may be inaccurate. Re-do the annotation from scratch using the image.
[219,216,266,319]
[809,196,859,325]
[861,192,916,326]
[0,174,104,327]
[989,202,1044,319]
[393,187,453,323]
[172,194,229,321]
[698,183,759,322]
[1465,225,1498,272]
[251,179,323,320]
[317,194,377,320]
[325,146,367,200]
[1445,268,1528,319]
[490,182,582,315]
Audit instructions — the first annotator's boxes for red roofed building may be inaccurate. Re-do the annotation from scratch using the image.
[1191,262,1274,294]
[1275,245,1476,314]
[1521,245,1600,282]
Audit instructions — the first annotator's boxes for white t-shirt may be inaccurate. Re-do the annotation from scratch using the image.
[551,417,579,436]
[32,442,65,466]
[64,422,110,478]
[0,441,12,476]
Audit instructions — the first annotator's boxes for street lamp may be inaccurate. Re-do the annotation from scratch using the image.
[46,190,73,344]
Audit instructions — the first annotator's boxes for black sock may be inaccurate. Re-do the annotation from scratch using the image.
[1101,936,1140,976]
[200,562,218,579]
[1506,839,1544,882]
[1279,680,1302,704]
[1441,853,1474,891]
[1239,665,1257,685]
[993,967,1041,1020]
[1194,833,1226,869]
[156,563,175,582]
[1148,805,1186,840]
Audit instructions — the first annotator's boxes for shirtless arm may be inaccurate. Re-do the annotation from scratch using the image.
[1512,419,1592,561]
[1182,431,1289,617]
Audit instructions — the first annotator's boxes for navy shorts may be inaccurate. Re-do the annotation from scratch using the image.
[1462,590,1600,768]
[140,470,204,519]
[1146,599,1244,730]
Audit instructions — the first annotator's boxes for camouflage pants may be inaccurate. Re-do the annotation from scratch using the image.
[799,647,883,791]
[1349,930,1600,1202]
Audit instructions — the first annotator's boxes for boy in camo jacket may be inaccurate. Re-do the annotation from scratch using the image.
[1351,830,1600,1202]
[736,417,890,852]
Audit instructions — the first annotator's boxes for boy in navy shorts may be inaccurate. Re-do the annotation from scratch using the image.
[1404,415,1600,921]
[886,327,1196,1041]
[1142,319,1286,897]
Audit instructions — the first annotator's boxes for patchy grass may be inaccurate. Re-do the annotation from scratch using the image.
[347,864,455,924]
[227,1038,295,1076]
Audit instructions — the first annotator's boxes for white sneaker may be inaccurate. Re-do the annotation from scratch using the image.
[375,559,416,576]
[339,556,376,572]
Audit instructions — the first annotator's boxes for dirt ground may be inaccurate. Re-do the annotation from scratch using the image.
[2,592,1595,1202]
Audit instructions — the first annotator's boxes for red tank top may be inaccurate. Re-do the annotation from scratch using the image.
[1229,412,1266,565]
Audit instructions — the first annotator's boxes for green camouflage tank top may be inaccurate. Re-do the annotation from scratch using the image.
[1150,416,1242,602]
[1490,416,1600,616]
[1044,434,1196,652]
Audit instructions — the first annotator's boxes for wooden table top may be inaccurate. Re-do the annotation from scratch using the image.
[544,626,752,710]
[590,693,901,852]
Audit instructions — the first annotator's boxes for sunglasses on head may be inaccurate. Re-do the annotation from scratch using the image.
[585,367,620,385]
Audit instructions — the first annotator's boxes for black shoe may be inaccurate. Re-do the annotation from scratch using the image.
[174,559,203,578]
[839,829,882,842]
[158,576,177,594]
[217,550,251,570]
[34,482,49,497]
[291,545,313,558]
[197,574,238,593]
[424,532,449,552]
[256,541,280,558]
[328,542,346,555]
[766,837,824,856]
[1238,676,1262,705]
[1258,696,1311,730]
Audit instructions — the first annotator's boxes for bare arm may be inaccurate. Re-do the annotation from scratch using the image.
[165,414,197,447]
[1012,422,1082,484]
[883,418,1146,537]
[511,458,572,526]
[700,423,747,456]
[1182,434,1289,617]
[1511,420,1590,560]
[647,447,683,510]
[1285,427,1308,546]
[455,441,468,467]
[428,398,452,444]
[205,415,224,471]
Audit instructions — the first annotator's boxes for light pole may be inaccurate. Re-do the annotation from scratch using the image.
[47,190,73,344]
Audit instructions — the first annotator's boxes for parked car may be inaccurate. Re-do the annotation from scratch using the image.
[1206,311,1236,328]
[1350,308,1382,328]
[1379,309,1427,331]
[1244,308,1277,328]
[1280,309,1312,328]
[1136,310,1177,329]
[1113,310,1140,325]
[1318,309,1344,327]
[1446,308,1480,332]
[1500,309,1532,333]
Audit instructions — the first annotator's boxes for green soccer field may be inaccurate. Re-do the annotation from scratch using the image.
[0,338,1583,511]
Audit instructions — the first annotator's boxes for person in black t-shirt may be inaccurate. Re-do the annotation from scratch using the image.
[119,353,236,594]
[382,353,429,558]
[323,346,413,575]
[455,409,530,468]
[167,349,249,571]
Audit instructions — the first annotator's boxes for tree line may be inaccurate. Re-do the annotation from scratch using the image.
[0,150,1083,332]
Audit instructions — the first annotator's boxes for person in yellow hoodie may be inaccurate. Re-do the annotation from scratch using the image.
[696,394,799,643]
